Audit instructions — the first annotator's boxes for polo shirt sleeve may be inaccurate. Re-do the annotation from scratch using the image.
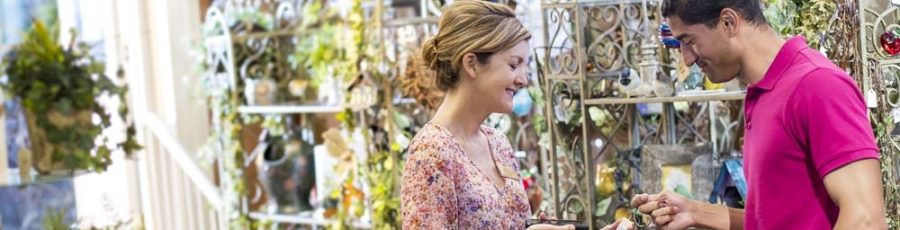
[787,68,880,179]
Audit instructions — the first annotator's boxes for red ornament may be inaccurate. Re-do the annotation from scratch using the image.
[881,28,900,55]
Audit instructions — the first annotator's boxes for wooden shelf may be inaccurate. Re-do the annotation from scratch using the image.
[248,212,371,229]
[584,90,746,105]
[238,97,417,114]
[393,97,417,104]
[238,105,345,114]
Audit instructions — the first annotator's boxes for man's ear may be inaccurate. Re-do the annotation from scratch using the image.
[462,53,478,80]
[719,8,740,36]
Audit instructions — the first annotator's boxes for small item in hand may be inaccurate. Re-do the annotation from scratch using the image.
[615,218,633,230]
[525,219,589,230]
[630,208,650,229]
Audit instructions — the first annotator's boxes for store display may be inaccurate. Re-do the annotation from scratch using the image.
[186,0,900,228]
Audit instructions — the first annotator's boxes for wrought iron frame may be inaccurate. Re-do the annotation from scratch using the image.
[857,0,900,226]
[536,0,745,228]
[534,0,900,228]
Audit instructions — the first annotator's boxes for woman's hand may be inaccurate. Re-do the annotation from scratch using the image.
[526,212,575,230]
[526,224,575,230]
[599,218,632,230]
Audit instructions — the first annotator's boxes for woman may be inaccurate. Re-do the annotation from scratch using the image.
[400,1,573,229]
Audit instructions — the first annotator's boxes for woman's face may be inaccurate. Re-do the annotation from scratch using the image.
[470,41,530,114]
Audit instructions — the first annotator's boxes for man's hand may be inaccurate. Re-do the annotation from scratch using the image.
[632,191,742,230]
[632,191,695,229]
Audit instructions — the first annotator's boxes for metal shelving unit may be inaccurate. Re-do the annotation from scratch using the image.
[536,0,747,228]
[237,105,346,114]
[248,212,372,229]
[584,91,745,105]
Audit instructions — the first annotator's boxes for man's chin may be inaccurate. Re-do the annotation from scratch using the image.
[708,75,738,84]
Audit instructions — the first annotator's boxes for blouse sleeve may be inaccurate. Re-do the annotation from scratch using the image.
[401,147,458,229]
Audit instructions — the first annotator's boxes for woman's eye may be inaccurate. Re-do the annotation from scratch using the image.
[510,64,517,70]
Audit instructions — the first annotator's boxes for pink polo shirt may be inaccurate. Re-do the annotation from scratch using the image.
[742,36,879,229]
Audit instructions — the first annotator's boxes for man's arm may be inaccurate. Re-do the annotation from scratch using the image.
[634,191,745,230]
[823,158,887,230]
[688,200,744,230]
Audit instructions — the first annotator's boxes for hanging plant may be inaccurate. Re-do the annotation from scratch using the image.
[0,20,141,174]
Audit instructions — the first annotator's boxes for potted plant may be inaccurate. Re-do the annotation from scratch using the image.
[0,20,141,175]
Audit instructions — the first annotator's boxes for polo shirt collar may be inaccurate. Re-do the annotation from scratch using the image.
[751,36,808,91]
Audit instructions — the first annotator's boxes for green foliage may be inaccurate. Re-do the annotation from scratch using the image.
[763,0,797,35]
[1,20,141,172]
[42,207,69,230]
[764,0,835,48]
[792,0,835,48]
[365,149,403,230]
[291,0,365,89]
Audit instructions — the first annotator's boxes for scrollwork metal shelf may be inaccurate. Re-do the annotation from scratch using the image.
[384,16,438,27]
[537,0,747,228]
[584,91,745,105]
[248,212,372,229]
[237,105,347,114]
[237,98,417,115]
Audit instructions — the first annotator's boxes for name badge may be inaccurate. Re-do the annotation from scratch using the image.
[498,164,520,180]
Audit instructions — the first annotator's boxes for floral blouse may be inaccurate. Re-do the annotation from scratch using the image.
[401,123,530,229]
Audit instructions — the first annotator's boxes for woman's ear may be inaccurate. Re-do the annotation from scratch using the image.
[462,53,478,80]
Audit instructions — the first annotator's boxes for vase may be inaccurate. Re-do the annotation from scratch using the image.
[290,132,316,212]
[257,130,316,213]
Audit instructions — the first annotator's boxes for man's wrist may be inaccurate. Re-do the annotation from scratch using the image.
[688,201,730,230]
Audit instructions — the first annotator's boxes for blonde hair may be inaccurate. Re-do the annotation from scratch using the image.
[421,0,531,91]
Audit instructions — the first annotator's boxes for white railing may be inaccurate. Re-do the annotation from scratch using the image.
[142,114,226,230]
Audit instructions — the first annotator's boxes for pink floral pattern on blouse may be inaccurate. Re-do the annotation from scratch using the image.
[402,123,530,229]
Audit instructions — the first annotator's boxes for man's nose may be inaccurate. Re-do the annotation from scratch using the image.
[680,46,697,67]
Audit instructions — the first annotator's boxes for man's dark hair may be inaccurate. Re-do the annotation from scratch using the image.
[662,0,768,28]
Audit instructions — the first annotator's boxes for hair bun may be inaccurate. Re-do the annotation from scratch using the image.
[420,37,440,70]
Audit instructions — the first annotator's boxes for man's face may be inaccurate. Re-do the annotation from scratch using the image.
[668,16,741,83]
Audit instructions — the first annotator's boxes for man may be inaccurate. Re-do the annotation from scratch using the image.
[628,0,887,229]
